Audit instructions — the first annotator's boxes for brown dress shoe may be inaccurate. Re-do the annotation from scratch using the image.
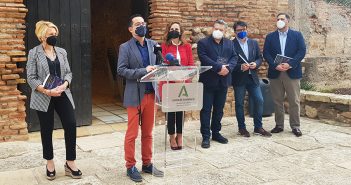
[238,128,250,137]
[254,128,272,137]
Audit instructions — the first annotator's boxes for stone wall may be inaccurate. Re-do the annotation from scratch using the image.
[303,57,351,91]
[300,90,351,126]
[291,0,351,92]
[0,0,28,141]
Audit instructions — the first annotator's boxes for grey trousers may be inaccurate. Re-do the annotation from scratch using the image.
[270,72,300,129]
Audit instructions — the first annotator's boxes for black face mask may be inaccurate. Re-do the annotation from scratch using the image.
[46,36,57,46]
[135,25,147,37]
[167,30,181,40]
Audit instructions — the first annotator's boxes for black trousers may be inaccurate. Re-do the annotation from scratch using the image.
[36,92,77,160]
[167,111,184,135]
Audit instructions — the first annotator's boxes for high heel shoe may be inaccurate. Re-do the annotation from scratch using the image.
[176,135,183,150]
[46,165,56,180]
[64,162,82,179]
[169,138,179,150]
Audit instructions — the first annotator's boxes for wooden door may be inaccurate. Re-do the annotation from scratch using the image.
[19,0,92,131]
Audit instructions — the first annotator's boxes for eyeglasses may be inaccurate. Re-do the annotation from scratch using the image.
[235,28,247,32]
[133,22,147,27]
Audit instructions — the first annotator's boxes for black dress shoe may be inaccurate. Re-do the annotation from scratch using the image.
[212,134,228,144]
[64,162,82,179]
[201,139,210,148]
[271,127,284,133]
[292,128,302,137]
[46,165,56,180]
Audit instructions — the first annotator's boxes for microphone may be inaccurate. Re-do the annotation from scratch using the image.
[153,44,165,65]
[165,53,180,66]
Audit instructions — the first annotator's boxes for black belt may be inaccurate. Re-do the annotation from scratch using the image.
[145,89,154,94]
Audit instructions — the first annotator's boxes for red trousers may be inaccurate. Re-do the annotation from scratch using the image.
[124,94,155,168]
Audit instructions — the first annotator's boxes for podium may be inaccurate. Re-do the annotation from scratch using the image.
[140,65,211,178]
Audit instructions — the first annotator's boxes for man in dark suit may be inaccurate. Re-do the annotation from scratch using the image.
[263,13,306,137]
[117,14,163,182]
[197,20,237,148]
[232,21,272,137]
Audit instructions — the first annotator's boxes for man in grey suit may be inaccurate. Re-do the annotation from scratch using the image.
[117,14,163,182]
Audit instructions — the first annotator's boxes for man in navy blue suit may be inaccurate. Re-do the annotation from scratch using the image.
[232,21,272,138]
[197,20,237,148]
[263,13,306,137]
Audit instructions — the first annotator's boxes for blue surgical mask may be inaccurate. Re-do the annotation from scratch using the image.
[237,31,247,39]
[135,25,147,37]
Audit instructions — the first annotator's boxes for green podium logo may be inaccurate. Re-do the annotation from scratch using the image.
[178,85,189,98]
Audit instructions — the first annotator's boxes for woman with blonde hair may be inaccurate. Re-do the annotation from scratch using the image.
[26,20,82,180]
[161,21,194,150]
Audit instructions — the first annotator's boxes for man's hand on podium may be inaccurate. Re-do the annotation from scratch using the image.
[146,65,156,72]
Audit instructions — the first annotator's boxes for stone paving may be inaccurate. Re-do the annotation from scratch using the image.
[1,115,351,185]
[92,103,127,124]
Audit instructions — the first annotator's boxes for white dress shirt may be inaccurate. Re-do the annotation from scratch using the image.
[278,29,289,56]
[238,38,249,59]
[238,38,251,74]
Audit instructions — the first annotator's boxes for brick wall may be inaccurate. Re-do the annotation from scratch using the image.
[149,0,289,76]
[0,0,28,141]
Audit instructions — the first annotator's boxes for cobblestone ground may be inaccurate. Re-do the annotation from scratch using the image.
[1,116,351,185]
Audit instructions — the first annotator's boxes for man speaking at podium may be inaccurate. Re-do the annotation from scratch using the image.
[117,14,164,182]
[197,19,237,149]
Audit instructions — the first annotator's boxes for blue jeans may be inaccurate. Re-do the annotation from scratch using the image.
[200,86,228,140]
[234,77,263,129]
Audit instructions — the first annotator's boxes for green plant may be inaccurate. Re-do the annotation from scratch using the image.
[324,0,351,8]
[300,81,315,91]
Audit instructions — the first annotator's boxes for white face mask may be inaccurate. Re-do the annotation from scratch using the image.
[277,20,286,29]
[212,30,224,40]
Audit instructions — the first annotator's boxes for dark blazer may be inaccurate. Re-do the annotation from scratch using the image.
[26,45,74,112]
[197,36,237,88]
[232,38,262,86]
[117,37,157,107]
[263,29,306,79]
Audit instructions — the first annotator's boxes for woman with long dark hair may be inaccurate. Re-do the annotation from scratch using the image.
[161,21,194,150]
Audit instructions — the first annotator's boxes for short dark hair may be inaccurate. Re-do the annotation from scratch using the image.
[128,14,143,27]
[277,13,290,20]
[214,19,228,28]
[233,21,248,31]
